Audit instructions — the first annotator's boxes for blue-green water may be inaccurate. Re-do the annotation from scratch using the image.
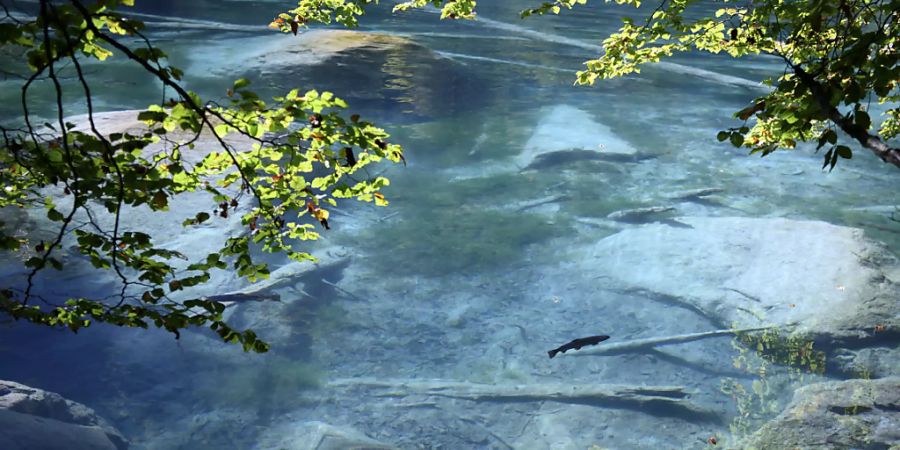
[1,1,898,449]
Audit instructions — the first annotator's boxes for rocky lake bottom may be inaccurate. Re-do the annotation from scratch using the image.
[1,2,899,449]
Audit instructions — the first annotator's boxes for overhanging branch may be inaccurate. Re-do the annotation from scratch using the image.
[793,65,900,169]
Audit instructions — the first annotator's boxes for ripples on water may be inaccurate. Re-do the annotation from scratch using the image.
[0,1,897,449]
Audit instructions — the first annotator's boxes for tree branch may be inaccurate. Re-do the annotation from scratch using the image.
[793,64,900,169]
[67,0,270,218]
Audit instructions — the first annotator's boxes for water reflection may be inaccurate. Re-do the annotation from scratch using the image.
[261,37,488,126]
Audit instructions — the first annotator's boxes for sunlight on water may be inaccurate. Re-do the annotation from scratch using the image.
[1,1,898,449]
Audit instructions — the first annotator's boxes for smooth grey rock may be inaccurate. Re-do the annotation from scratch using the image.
[567,217,899,341]
[0,380,127,450]
[739,377,900,450]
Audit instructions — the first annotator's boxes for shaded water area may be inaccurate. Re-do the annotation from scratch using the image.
[1,1,899,449]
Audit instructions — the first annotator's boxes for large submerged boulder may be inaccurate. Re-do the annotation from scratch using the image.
[183,30,416,77]
[251,30,416,74]
[565,217,899,342]
[0,380,128,450]
[188,29,482,123]
[738,377,900,450]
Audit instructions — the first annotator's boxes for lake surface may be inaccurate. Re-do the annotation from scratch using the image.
[1,1,897,449]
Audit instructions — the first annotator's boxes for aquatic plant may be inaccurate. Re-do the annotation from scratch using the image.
[342,170,567,275]
[364,205,563,276]
[200,356,322,411]
[721,327,826,440]
[733,328,826,374]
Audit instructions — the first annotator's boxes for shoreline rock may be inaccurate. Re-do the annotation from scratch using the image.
[0,380,128,450]
[738,377,900,450]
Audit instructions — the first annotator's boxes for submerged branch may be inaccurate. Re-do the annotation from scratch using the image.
[562,326,780,357]
[327,377,699,413]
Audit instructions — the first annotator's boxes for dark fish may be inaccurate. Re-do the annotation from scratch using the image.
[547,335,610,359]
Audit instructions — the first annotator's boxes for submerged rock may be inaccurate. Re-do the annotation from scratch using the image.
[232,245,352,298]
[182,30,416,78]
[0,380,128,450]
[738,377,900,450]
[232,29,483,123]
[257,421,396,450]
[251,30,417,74]
[567,217,899,341]
[516,105,638,169]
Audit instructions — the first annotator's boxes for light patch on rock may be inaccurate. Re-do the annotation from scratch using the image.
[516,105,637,169]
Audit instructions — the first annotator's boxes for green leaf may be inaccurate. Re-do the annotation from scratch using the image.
[137,110,168,122]
[233,78,251,90]
[24,257,44,269]
[47,208,64,222]
[48,258,63,271]
[47,149,63,163]
[751,380,764,396]
[835,145,852,159]
[151,191,168,210]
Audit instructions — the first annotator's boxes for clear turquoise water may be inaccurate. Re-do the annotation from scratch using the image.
[1,1,897,449]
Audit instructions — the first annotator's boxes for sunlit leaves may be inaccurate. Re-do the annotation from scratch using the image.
[558,0,899,167]
[521,0,589,18]
[272,0,479,30]
[0,0,404,352]
[271,0,376,29]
